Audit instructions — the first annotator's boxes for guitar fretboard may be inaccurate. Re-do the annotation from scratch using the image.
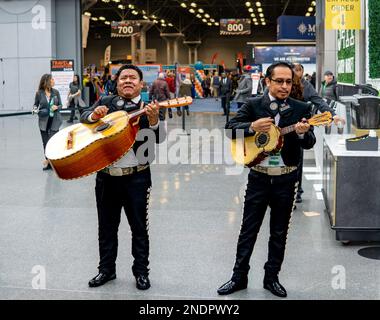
[280,124,297,136]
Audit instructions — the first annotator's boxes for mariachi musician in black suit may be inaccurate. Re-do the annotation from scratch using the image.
[81,64,165,290]
[218,62,316,298]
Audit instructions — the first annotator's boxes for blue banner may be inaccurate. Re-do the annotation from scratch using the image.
[277,15,316,41]
[162,65,175,71]
[203,64,218,70]
[254,46,316,64]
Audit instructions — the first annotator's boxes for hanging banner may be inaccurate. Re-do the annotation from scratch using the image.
[203,64,218,70]
[111,21,140,38]
[220,18,251,35]
[277,16,316,41]
[82,14,90,48]
[104,45,111,66]
[325,0,361,30]
[337,30,355,84]
[51,60,74,108]
[251,73,261,95]
[253,46,316,64]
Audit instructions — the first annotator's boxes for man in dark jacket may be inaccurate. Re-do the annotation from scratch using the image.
[81,64,165,291]
[320,70,339,104]
[218,62,316,298]
[219,72,232,116]
[150,72,172,119]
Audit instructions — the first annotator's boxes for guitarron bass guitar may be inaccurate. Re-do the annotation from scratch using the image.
[45,97,192,180]
[230,111,332,167]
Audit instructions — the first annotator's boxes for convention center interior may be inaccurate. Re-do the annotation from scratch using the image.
[0,0,380,303]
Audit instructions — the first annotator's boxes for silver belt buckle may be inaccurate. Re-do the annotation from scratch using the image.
[267,167,282,176]
[108,167,123,176]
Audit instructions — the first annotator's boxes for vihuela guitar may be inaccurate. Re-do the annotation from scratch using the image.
[230,111,332,167]
[45,96,193,180]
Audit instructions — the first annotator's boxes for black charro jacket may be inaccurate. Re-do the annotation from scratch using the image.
[80,95,165,165]
[225,93,316,167]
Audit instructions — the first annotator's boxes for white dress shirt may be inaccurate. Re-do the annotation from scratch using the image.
[89,95,159,168]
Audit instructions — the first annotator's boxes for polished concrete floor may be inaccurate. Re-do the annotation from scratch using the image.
[0,109,380,300]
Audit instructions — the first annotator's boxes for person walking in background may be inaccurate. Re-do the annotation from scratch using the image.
[104,74,117,96]
[149,72,172,119]
[67,74,86,123]
[201,74,211,98]
[165,71,176,99]
[178,75,192,116]
[291,63,345,203]
[234,67,253,109]
[211,72,220,101]
[219,72,232,116]
[32,74,63,170]
[320,70,339,104]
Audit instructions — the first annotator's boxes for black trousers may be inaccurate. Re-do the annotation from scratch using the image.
[221,95,231,115]
[40,128,58,158]
[95,168,152,276]
[232,170,298,281]
[297,149,304,195]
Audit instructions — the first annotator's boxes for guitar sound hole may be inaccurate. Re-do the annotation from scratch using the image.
[96,123,110,132]
[256,133,268,147]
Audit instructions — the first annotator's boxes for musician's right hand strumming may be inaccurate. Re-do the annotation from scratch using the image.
[91,105,109,121]
[250,117,274,133]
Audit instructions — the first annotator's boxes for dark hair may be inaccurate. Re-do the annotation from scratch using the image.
[265,62,294,79]
[73,74,81,85]
[115,64,143,81]
[38,73,52,91]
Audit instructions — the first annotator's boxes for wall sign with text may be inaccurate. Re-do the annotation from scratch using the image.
[220,19,251,35]
[51,60,74,108]
[325,0,361,30]
[111,21,140,38]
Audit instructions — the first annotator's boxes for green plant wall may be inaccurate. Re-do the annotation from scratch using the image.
[337,30,355,84]
[369,0,380,79]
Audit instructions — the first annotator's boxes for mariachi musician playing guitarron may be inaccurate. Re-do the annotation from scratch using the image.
[218,62,316,298]
[80,64,165,290]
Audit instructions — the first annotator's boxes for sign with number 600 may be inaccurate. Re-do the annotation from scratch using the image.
[220,18,251,35]
[111,21,140,38]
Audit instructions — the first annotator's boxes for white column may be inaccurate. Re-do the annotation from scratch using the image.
[173,39,178,64]
[131,35,137,64]
[166,40,171,65]
[140,30,146,64]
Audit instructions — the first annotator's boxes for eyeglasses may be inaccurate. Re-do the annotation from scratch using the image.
[270,78,292,86]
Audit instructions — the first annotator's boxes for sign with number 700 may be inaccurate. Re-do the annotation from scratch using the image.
[111,21,141,37]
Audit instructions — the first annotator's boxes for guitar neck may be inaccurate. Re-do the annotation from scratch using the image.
[280,124,297,136]
[128,97,192,120]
